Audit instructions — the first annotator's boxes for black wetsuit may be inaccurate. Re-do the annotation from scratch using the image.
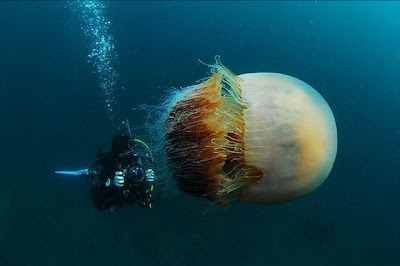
[90,135,155,211]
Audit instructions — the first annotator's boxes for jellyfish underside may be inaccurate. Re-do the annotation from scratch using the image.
[163,61,337,206]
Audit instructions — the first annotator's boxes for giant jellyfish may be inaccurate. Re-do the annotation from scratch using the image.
[151,58,337,206]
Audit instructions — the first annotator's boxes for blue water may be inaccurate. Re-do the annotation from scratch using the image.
[0,1,399,265]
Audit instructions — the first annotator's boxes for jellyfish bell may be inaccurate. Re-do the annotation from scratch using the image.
[237,72,337,204]
[158,59,337,206]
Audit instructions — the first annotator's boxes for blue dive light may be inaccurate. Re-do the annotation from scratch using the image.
[55,169,89,176]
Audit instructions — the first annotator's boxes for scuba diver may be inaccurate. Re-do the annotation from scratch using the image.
[56,121,158,212]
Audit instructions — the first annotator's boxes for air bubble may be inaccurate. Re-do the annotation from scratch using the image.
[71,0,122,125]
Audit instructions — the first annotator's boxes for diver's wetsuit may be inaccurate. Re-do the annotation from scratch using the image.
[90,135,156,211]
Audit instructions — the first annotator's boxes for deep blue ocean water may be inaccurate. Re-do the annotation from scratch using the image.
[0,1,399,265]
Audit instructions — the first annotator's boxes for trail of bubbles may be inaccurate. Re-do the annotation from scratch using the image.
[69,0,123,127]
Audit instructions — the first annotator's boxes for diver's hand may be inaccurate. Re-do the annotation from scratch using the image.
[113,171,124,187]
[146,169,155,182]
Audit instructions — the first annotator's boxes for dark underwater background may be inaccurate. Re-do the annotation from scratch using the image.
[1,1,399,265]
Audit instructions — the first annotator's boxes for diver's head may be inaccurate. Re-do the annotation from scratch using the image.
[112,135,132,155]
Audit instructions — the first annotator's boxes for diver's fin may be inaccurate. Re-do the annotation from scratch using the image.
[55,169,89,176]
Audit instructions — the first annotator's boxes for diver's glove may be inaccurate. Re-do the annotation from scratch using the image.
[113,171,125,187]
[145,169,155,182]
